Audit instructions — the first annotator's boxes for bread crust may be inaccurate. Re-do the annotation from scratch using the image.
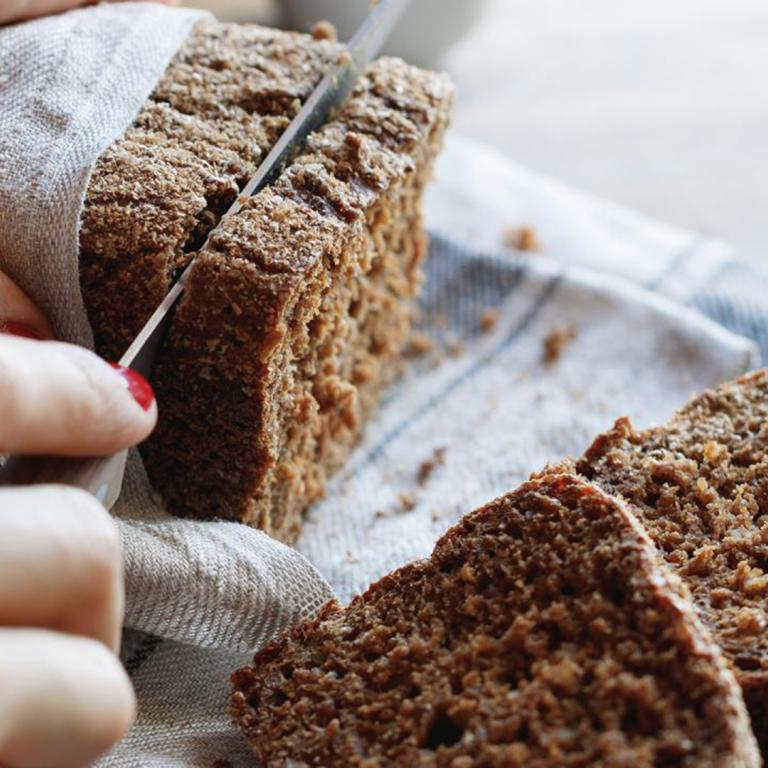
[232,474,758,767]
[575,368,768,754]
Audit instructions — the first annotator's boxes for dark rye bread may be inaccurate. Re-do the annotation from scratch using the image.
[141,57,451,540]
[573,368,768,754]
[231,474,758,767]
[80,22,343,359]
[79,22,453,540]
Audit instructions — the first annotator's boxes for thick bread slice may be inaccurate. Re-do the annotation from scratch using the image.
[231,474,757,767]
[575,368,768,755]
[140,56,453,540]
[81,22,343,359]
[80,20,453,540]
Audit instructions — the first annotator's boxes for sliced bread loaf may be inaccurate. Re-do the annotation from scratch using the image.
[231,474,757,767]
[79,22,453,540]
[575,368,768,754]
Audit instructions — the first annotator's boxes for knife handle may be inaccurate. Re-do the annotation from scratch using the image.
[0,450,128,510]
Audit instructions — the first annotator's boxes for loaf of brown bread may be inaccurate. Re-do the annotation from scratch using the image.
[574,368,768,755]
[80,22,343,359]
[231,474,758,767]
[79,22,453,540]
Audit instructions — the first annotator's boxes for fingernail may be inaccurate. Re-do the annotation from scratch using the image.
[0,321,44,340]
[110,363,155,411]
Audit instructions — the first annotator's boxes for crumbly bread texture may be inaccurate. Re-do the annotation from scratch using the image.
[573,368,768,755]
[80,22,343,359]
[140,55,452,539]
[231,474,757,767]
[80,23,453,540]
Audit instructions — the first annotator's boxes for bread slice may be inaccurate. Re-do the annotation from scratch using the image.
[574,368,768,755]
[231,474,757,767]
[79,22,453,540]
[80,22,343,359]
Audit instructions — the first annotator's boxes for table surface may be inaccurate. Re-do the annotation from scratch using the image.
[184,0,768,265]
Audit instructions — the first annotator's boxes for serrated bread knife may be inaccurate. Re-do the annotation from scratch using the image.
[0,0,410,508]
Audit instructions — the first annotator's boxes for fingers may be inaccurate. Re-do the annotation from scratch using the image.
[0,0,180,25]
[0,485,124,650]
[0,629,135,768]
[0,1,83,25]
[0,486,133,766]
[0,270,53,340]
[0,336,156,456]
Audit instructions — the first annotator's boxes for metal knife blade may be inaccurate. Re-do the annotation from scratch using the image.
[0,0,410,507]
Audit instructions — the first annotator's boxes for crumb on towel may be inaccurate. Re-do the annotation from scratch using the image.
[417,447,447,486]
[542,326,577,364]
[502,225,540,252]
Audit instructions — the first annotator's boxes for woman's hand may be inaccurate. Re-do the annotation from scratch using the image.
[0,277,157,767]
[0,0,180,26]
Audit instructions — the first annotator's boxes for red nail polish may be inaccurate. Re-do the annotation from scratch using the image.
[0,321,44,340]
[110,363,155,411]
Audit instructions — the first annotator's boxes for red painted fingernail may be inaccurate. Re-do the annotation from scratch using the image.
[0,321,44,340]
[110,363,155,411]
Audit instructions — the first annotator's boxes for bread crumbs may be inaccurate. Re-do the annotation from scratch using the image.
[311,20,338,41]
[542,326,577,365]
[479,307,500,332]
[502,225,540,252]
[404,331,434,358]
[417,447,446,486]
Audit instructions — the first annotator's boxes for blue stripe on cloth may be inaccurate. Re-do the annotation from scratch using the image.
[418,233,528,337]
[643,234,703,292]
[124,633,163,677]
[689,260,768,364]
[342,271,562,479]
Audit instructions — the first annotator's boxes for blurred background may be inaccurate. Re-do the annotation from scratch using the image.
[184,0,768,264]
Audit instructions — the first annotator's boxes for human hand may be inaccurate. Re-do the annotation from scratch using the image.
[0,0,180,26]
[0,276,157,767]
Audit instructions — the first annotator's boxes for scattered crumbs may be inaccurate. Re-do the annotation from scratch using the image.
[542,326,577,365]
[374,509,391,520]
[311,19,338,42]
[502,225,540,252]
[431,509,442,523]
[345,551,360,564]
[404,331,434,358]
[478,307,500,332]
[398,492,417,512]
[417,447,446,487]
[446,336,464,358]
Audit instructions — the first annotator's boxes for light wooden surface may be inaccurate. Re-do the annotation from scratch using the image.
[185,0,768,264]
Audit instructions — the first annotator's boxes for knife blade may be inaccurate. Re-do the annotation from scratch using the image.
[0,0,410,508]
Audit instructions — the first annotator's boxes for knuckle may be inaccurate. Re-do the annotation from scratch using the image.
[67,345,113,417]
[0,631,136,758]
[56,485,122,582]
[74,636,137,743]
[66,345,147,445]
[0,343,23,407]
